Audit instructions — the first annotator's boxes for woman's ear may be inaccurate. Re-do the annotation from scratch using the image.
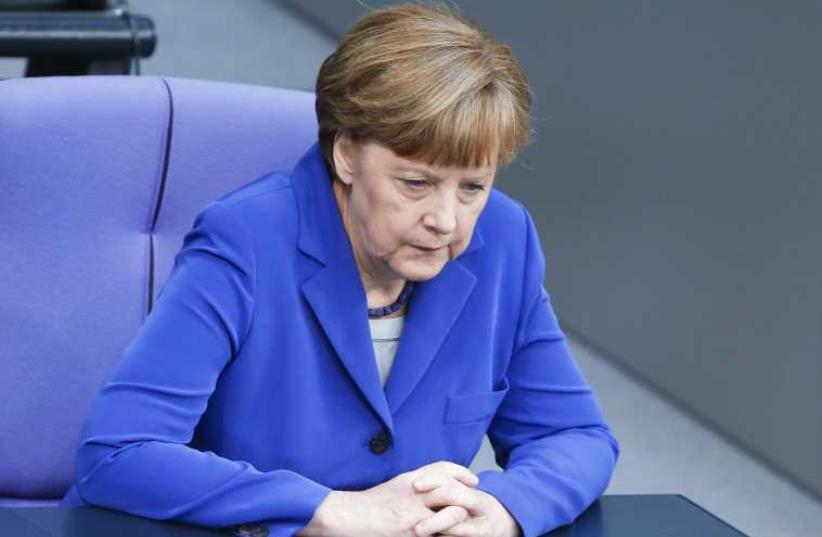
[332,132,359,186]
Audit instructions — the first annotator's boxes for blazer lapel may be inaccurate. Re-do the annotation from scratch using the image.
[301,265,394,432]
[383,225,483,415]
[292,143,394,433]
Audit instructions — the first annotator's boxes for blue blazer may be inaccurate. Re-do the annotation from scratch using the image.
[62,142,619,537]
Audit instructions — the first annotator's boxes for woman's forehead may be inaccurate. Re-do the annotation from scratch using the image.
[363,140,497,177]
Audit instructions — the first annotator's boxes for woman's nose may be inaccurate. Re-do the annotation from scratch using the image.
[422,196,457,235]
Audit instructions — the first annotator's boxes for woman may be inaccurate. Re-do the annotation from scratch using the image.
[62,4,619,537]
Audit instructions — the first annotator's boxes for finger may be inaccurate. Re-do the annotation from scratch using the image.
[418,484,482,516]
[413,474,447,493]
[435,519,481,537]
[414,505,468,537]
[413,471,477,493]
[454,471,479,488]
[435,461,479,488]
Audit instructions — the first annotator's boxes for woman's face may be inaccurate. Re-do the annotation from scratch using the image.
[333,137,496,284]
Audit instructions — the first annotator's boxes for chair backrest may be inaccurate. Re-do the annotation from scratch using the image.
[0,75,317,505]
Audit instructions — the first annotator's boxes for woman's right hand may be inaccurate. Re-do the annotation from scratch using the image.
[298,461,479,537]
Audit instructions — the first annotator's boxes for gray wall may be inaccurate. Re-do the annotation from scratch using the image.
[281,0,822,499]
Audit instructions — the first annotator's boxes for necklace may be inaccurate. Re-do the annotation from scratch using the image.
[368,281,415,318]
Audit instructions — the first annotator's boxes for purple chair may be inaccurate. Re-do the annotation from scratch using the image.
[0,75,317,506]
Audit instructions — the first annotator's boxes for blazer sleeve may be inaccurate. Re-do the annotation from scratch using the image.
[68,201,331,536]
[475,205,621,537]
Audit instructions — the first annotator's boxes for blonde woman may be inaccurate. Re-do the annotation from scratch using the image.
[62,4,619,537]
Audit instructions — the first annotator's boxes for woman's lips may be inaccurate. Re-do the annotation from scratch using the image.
[414,244,445,252]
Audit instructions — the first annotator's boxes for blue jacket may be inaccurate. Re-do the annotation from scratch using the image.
[62,142,619,537]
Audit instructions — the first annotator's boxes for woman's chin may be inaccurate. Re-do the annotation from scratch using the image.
[396,259,448,282]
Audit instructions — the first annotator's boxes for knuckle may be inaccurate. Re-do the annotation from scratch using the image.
[397,470,415,482]
[460,494,478,512]
[430,486,451,503]
[448,522,469,536]
[446,484,465,500]
[451,505,469,521]
[438,460,459,472]
[403,472,423,487]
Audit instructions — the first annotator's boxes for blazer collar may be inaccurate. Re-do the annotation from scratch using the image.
[292,142,485,433]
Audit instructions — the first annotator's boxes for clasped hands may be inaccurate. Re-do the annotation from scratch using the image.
[299,461,520,537]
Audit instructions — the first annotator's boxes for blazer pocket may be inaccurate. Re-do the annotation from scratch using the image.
[444,378,510,424]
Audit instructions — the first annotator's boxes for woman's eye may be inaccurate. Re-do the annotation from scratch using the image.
[402,179,428,190]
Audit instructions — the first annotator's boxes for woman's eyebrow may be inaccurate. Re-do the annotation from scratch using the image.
[394,166,493,182]
[394,165,437,177]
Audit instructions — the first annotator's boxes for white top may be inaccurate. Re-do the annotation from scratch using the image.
[368,315,405,387]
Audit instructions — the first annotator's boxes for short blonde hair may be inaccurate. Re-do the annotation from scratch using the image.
[315,2,532,173]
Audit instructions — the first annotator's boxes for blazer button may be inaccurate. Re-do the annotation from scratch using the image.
[369,430,391,455]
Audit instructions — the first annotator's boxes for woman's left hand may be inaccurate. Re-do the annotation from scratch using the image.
[411,475,521,537]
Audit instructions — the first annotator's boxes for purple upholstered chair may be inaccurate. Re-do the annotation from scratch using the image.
[0,75,317,506]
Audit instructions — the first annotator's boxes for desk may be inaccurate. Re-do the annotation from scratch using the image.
[544,495,746,536]
[0,495,746,536]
